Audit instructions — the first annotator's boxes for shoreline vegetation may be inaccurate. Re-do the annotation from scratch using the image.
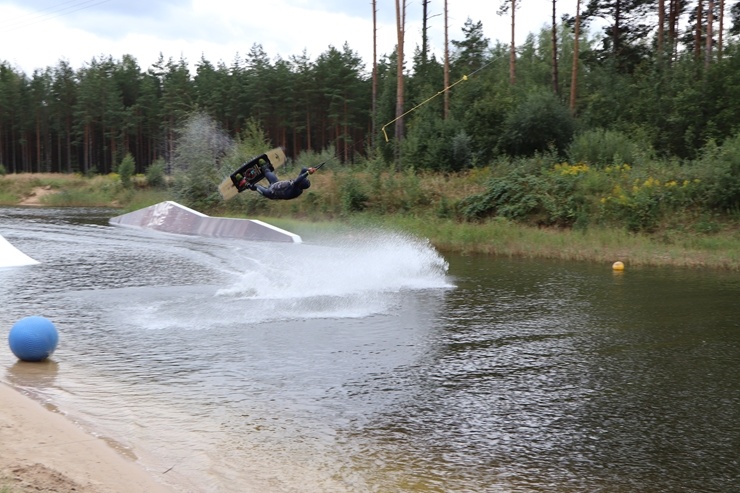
[1,171,738,271]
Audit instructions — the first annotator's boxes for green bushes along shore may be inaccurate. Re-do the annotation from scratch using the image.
[2,144,738,271]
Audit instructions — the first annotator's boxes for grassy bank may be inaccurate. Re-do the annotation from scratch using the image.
[2,171,739,270]
[255,214,740,270]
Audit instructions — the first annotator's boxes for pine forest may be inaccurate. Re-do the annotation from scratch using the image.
[1,0,740,220]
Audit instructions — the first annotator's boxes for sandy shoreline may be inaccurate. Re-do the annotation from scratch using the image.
[0,381,175,493]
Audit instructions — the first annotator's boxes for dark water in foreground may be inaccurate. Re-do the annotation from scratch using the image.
[1,207,738,493]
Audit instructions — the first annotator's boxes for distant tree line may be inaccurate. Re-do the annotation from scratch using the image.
[2,0,740,176]
[0,43,369,174]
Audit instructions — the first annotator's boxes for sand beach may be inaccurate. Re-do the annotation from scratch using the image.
[0,381,174,493]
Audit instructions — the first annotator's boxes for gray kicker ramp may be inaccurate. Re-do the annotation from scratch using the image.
[109,201,301,243]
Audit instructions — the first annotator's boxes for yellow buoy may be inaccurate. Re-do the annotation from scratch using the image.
[612,261,625,271]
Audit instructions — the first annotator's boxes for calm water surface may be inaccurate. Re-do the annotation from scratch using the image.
[1,207,738,493]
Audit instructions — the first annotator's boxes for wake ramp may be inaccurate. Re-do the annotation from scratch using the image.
[109,201,301,243]
[0,235,40,267]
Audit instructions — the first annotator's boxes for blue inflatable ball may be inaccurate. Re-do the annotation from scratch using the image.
[8,316,59,362]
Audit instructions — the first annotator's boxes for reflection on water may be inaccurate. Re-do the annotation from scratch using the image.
[342,258,740,493]
[1,206,739,493]
[6,360,60,388]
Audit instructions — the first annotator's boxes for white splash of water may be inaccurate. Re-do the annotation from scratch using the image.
[113,228,452,328]
[0,234,39,267]
[217,230,451,301]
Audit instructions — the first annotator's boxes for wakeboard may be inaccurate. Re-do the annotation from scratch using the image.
[218,147,287,200]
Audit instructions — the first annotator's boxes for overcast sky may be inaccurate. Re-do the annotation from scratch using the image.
[0,0,562,76]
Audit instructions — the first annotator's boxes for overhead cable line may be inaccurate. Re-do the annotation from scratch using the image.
[0,0,114,33]
[381,57,495,143]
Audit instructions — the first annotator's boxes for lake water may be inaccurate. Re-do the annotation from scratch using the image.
[1,207,738,493]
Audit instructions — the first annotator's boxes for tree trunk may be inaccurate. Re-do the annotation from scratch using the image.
[718,0,724,58]
[343,98,349,162]
[11,126,17,172]
[669,0,679,57]
[36,117,41,172]
[551,0,559,95]
[695,0,703,60]
[421,0,429,65]
[705,0,714,68]
[613,0,622,58]
[510,0,517,84]
[306,111,312,152]
[444,0,450,119]
[110,129,117,172]
[658,0,665,54]
[66,117,72,172]
[394,0,405,146]
[570,0,581,114]
[372,0,378,145]
[22,130,29,172]
[57,133,62,173]
[84,123,90,174]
